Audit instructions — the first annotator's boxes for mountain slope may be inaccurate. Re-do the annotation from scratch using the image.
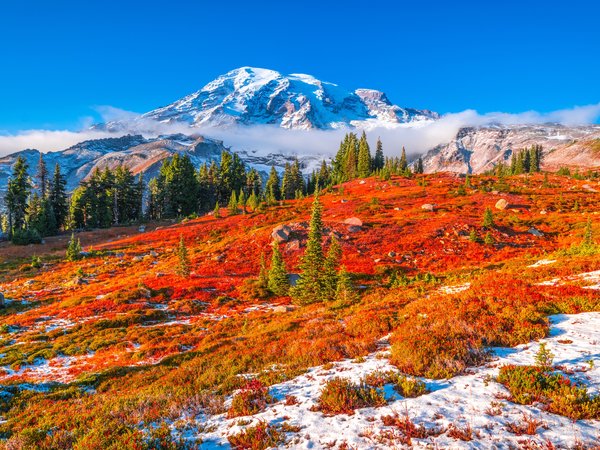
[421,124,600,173]
[113,67,438,131]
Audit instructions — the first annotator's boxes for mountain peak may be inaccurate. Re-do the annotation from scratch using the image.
[137,67,437,130]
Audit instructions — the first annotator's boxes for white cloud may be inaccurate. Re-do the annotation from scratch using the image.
[1,103,599,159]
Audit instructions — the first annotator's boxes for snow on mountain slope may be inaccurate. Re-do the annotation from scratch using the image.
[192,312,600,449]
[421,124,600,174]
[127,67,438,131]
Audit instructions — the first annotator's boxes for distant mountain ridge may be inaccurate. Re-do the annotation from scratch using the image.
[1,67,599,201]
[100,67,438,132]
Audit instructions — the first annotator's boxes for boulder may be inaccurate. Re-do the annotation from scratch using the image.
[495,198,509,210]
[388,251,396,258]
[421,204,435,212]
[540,210,547,215]
[273,305,295,313]
[344,217,363,227]
[272,224,292,243]
[132,256,143,263]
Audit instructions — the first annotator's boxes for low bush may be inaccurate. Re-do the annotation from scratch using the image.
[363,370,428,397]
[497,365,600,420]
[227,421,285,450]
[317,377,386,415]
[228,380,272,418]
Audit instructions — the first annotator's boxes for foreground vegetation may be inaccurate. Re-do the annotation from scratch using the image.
[0,169,598,447]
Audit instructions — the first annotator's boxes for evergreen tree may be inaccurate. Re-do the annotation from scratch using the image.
[399,147,408,172]
[482,207,495,228]
[268,242,289,296]
[5,156,31,235]
[373,138,385,171]
[238,188,247,215]
[228,190,238,215]
[248,190,259,211]
[265,166,281,204]
[176,235,190,277]
[414,156,424,174]
[258,252,269,288]
[213,201,220,218]
[484,232,495,245]
[334,266,358,307]
[65,233,82,261]
[291,191,325,305]
[322,236,342,301]
[37,153,49,198]
[357,131,372,177]
[49,163,68,230]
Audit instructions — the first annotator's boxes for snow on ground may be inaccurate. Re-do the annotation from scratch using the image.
[538,270,600,290]
[528,259,557,268]
[438,282,471,295]
[192,313,600,449]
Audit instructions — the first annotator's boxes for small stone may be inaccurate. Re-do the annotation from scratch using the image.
[132,256,143,262]
[495,199,509,210]
[388,251,396,258]
[528,227,544,237]
[421,204,435,212]
[138,225,146,232]
[540,210,547,215]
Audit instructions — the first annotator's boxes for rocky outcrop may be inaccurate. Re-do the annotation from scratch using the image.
[421,124,600,174]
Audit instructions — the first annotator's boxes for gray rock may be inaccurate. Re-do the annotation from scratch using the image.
[528,227,544,237]
[421,204,435,212]
[272,224,292,243]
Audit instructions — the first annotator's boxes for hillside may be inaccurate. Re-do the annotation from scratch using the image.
[0,172,599,448]
[422,124,600,174]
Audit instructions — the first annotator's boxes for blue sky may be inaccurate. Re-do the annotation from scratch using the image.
[1,0,599,132]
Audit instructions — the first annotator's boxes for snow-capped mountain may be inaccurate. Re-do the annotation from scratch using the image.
[421,124,600,174]
[102,67,438,131]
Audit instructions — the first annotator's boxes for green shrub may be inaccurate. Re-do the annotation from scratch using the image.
[228,380,272,418]
[363,370,428,398]
[497,365,600,420]
[11,228,42,245]
[227,421,285,450]
[317,377,386,415]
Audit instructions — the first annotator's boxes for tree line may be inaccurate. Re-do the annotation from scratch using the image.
[1,132,419,244]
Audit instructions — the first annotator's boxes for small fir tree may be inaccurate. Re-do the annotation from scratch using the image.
[213,201,220,218]
[238,189,247,215]
[268,242,289,296]
[291,190,325,305]
[322,236,342,301]
[65,233,82,261]
[334,266,358,307]
[258,252,269,288]
[176,235,190,277]
[484,232,494,245]
[228,191,238,215]
[482,207,495,228]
